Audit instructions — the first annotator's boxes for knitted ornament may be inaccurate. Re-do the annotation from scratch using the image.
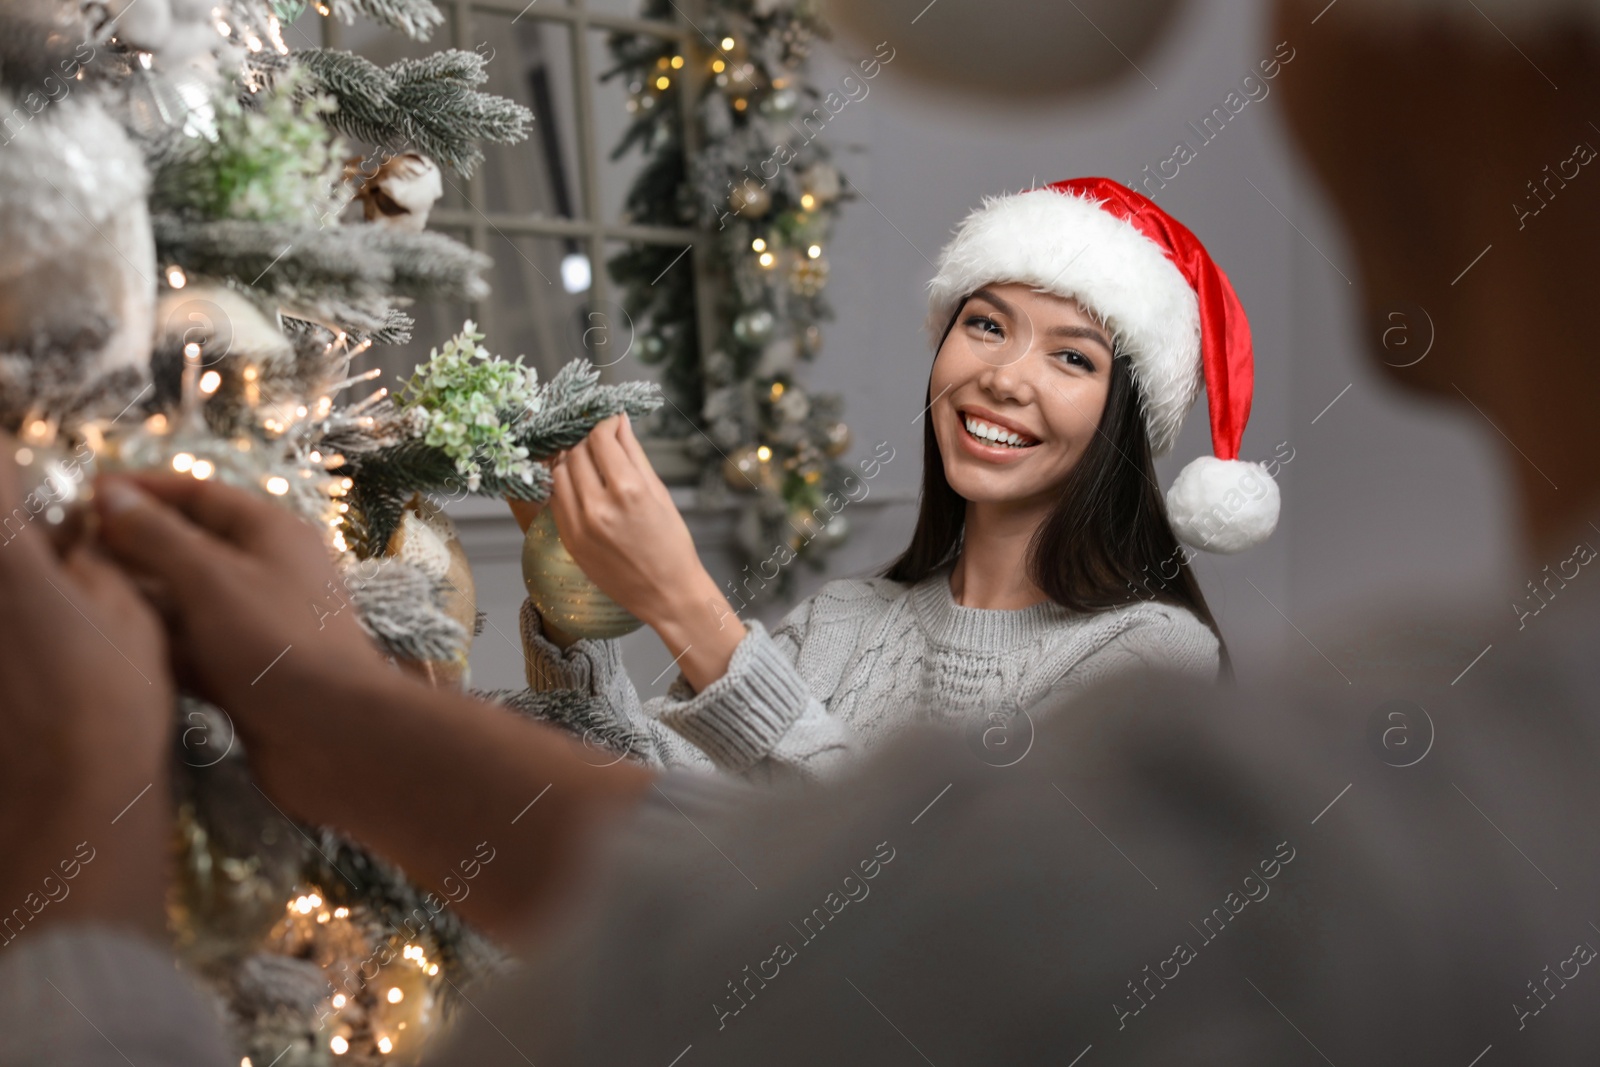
[926,177,1278,553]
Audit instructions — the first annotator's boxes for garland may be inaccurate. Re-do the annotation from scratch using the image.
[604,0,857,594]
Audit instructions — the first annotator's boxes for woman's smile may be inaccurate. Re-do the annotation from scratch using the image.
[955,404,1042,462]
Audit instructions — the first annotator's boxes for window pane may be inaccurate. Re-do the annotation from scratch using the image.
[480,235,592,381]
[473,14,585,219]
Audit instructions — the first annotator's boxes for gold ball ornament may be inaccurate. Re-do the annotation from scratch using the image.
[823,420,852,457]
[366,950,439,1062]
[722,444,776,492]
[521,508,644,640]
[386,497,477,688]
[789,255,829,297]
[730,180,772,218]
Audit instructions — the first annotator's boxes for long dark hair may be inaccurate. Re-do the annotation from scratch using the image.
[883,306,1231,677]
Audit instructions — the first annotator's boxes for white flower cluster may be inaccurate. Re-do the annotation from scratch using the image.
[399,321,543,492]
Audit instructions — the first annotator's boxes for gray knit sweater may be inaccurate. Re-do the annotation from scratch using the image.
[521,565,1221,783]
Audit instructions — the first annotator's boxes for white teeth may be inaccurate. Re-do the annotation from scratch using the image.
[963,416,1033,448]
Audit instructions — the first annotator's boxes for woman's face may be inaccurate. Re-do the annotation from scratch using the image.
[929,283,1115,513]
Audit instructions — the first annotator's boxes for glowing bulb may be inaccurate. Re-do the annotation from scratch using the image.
[199,370,222,394]
[751,237,767,252]
[377,1037,394,1054]
[334,907,349,918]
[243,365,258,381]
[800,193,816,210]
[137,52,152,69]
[217,21,231,36]
[720,36,735,49]
[184,343,201,360]
[426,963,439,976]
[807,245,822,259]
[758,251,775,268]
[308,894,322,907]
[733,98,748,111]
[770,382,785,397]
[711,58,725,73]
[670,55,684,68]
[264,476,289,495]
[167,266,187,288]
[332,994,347,1009]
[756,445,772,462]
[14,446,33,465]
[191,459,214,480]
[146,414,168,433]
[245,34,262,51]
[241,1059,252,1067]
[655,75,669,90]
[330,1036,349,1055]
[387,987,404,1004]
[295,405,308,418]
[171,452,195,473]
[317,911,330,923]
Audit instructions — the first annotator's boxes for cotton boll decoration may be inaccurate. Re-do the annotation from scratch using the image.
[354,153,444,233]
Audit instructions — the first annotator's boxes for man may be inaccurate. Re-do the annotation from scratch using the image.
[3,0,1598,1062]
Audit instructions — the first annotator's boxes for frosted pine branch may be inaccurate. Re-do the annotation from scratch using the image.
[294,48,532,175]
[153,215,489,334]
[323,0,445,41]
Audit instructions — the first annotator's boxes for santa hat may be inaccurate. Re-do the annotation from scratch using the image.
[926,177,1278,554]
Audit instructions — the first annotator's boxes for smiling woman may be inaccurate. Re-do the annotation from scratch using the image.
[517,178,1278,783]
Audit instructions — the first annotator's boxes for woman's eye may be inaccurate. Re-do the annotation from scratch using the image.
[964,314,1003,336]
[1055,349,1094,371]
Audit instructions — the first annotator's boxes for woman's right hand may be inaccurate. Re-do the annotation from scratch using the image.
[551,414,746,691]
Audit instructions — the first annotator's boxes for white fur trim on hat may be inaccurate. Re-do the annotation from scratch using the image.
[1165,456,1280,554]
[926,186,1201,457]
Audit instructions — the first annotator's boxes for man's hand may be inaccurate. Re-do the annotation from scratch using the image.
[94,472,392,771]
[0,442,175,941]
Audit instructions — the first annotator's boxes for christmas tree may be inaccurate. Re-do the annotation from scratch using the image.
[0,0,658,1061]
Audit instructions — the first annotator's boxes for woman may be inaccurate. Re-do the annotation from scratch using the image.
[514,178,1280,782]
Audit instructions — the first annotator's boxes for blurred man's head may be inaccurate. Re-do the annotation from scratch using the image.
[1274,0,1600,556]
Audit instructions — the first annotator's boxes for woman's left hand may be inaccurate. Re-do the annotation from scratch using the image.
[549,413,717,630]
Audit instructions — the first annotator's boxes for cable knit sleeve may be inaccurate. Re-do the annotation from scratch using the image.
[520,596,859,783]
[521,599,714,772]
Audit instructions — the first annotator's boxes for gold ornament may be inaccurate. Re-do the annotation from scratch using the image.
[386,496,477,688]
[521,508,644,640]
[823,420,852,457]
[790,255,829,297]
[722,444,776,492]
[730,180,772,218]
[365,948,439,1061]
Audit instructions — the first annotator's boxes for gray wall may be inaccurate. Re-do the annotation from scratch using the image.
[458,0,1513,696]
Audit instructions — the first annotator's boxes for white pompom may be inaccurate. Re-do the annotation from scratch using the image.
[1165,456,1280,554]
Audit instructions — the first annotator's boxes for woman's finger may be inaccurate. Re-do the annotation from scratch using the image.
[586,416,642,498]
[615,412,674,508]
[562,436,607,514]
